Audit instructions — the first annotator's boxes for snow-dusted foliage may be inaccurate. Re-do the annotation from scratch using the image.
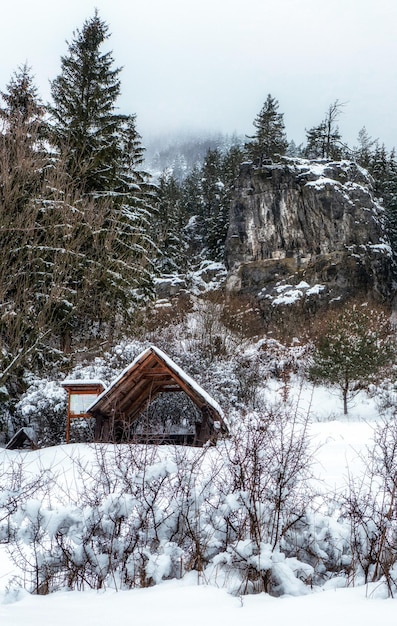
[9,300,311,447]
[2,408,397,598]
[14,380,67,446]
[0,405,311,595]
[1,300,396,598]
[341,417,397,591]
[12,338,149,445]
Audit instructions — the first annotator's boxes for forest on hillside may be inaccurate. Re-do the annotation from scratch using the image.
[1,11,397,445]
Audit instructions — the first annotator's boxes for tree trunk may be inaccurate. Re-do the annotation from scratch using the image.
[343,390,348,415]
[343,377,349,415]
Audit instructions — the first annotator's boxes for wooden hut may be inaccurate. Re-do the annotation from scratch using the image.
[87,346,228,446]
[5,427,38,450]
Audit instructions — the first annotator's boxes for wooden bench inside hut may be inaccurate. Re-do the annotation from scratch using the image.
[82,346,227,446]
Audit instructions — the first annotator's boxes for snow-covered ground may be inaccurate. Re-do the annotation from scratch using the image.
[1,385,395,623]
[0,576,396,626]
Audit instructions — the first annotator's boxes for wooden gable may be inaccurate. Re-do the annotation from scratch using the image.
[88,346,227,446]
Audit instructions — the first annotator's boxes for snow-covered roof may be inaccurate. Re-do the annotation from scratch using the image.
[62,379,106,388]
[87,345,228,433]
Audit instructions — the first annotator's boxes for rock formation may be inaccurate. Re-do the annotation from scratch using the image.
[225,159,393,306]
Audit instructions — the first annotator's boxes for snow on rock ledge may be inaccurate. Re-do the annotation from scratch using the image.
[225,158,393,303]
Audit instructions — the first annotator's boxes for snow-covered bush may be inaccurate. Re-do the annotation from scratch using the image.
[341,417,397,593]
[14,379,67,446]
[1,401,345,597]
[209,406,315,594]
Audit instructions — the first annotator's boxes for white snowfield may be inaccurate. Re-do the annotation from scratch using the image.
[0,577,395,626]
[0,386,395,623]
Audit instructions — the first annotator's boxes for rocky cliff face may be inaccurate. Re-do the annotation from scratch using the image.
[225,159,393,305]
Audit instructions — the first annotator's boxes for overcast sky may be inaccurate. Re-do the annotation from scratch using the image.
[2,0,397,149]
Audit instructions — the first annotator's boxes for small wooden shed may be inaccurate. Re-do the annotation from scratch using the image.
[61,379,105,443]
[5,427,38,450]
[87,346,228,446]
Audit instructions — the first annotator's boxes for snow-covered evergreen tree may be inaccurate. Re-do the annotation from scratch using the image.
[199,148,232,260]
[153,170,187,272]
[353,126,377,169]
[0,16,157,394]
[245,94,288,165]
[48,12,156,299]
[49,11,124,194]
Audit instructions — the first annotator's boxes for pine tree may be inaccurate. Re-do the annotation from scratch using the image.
[48,12,155,302]
[245,94,288,165]
[376,148,397,271]
[310,305,393,414]
[0,63,45,140]
[0,64,46,209]
[154,170,186,272]
[353,126,376,169]
[49,11,124,194]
